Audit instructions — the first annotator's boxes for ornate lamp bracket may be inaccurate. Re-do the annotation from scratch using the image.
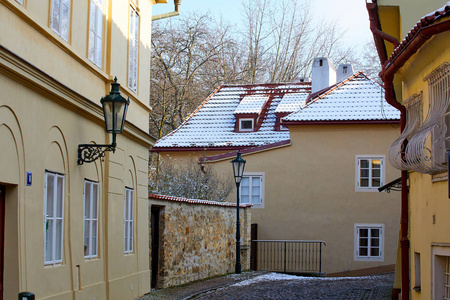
[77,141,116,165]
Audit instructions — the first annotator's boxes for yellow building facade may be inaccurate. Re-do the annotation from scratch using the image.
[0,0,161,298]
[368,1,450,299]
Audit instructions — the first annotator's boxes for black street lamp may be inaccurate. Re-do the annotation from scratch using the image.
[78,77,130,165]
[231,150,246,274]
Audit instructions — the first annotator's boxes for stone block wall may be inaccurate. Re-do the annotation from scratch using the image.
[149,194,252,289]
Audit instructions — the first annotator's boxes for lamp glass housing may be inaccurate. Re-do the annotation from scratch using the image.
[101,78,129,134]
[231,151,246,184]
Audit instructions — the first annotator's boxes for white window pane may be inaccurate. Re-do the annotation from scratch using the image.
[360,159,369,168]
[51,0,61,33]
[241,186,249,196]
[360,179,369,187]
[55,219,63,260]
[56,176,64,217]
[84,220,90,256]
[252,195,261,204]
[46,175,55,217]
[241,177,249,186]
[372,179,381,187]
[251,177,260,187]
[96,36,102,66]
[92,220,98,256]
[92,183,98,218]
[372,159,381,168]
[360,169,369,178]
[359,247,368,256]
[61,2,70,41]
[89,1,96,30]
[45,220,54,261]
[241,195,249,203]
[85,182,91,218]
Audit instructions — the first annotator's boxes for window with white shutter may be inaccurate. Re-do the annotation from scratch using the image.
[124,188,134,254]
[88,0,103,67]
[356,155,385,191]
[240,172,264,208]
[44,171,65,265]
[50,0,70,41]
[354,224,384,262]
[84,180,99,259]
[128,6,139,92]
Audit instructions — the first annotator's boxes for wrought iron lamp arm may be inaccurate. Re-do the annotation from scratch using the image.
[77,133,117,165]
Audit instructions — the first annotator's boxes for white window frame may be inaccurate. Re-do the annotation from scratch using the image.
[88,0,103,67]
[128,6,139,93]
[44,171,65,265]
[355,155,385,192]
[84,180,99,259]
[431,244,450,300]
[124,187,134,254]
[50,0,71,41]
[239,172,264,208]
[239,118,254,131]
[354,223,384,262]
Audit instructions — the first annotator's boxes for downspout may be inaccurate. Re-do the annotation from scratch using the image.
[152,0,182,21]
[366,2,409,300]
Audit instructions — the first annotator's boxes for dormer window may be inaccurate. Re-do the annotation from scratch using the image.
[240,119,254,131]
[234,95,269,132]
[343,66,348,73]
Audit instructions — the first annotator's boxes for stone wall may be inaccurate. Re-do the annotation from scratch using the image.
[149,194,252,289]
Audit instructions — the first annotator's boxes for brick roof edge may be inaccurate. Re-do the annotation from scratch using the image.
[149,193,252,208]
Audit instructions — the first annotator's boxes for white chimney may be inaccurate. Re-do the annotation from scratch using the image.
[311,57,336,93]
[336,64,354,82]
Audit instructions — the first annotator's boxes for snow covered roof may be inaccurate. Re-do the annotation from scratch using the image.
[234,95,269,114]
[153,74,400,151]
[275,92,309,114]
[283,73,400,123]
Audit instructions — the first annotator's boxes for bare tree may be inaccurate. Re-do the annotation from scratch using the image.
[150,13,231,139]
[149,158,234,202]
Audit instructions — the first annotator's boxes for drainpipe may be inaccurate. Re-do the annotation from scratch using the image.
[152,0,182,21]
[366,2,408,299]
[376,8,450,300]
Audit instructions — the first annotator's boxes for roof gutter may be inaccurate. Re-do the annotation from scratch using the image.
[152,0,181,21]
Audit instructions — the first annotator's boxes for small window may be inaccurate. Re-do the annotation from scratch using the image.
[240,173,264,208]
[356,155,384,191]
[128,6,139,92]
[44,171,65,265]
[84,180,99,259]
[50,0,70,41]
[414,252,421,291]
[343,66,348,74]
[124,188,134,254]
[354,224,384,261]
[239,119,254,131]
[88,0,103,67]
[319,59,323,67]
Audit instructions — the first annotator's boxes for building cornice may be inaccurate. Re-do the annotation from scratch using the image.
[0,45,154,147]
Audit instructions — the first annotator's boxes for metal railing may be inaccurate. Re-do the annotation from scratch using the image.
[252,240,326,274]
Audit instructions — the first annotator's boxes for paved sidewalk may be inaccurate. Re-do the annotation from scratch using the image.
[140,271,394,300]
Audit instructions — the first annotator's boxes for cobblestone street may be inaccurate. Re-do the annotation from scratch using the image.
[142,272,394,300]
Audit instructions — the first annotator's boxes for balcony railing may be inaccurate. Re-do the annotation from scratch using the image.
[251,240,326,275]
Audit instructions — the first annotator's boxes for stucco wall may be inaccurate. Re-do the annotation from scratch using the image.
[159,123,401,275]
[149,195,251,289]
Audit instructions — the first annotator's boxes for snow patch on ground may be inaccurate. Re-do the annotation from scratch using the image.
[232,273,382,287]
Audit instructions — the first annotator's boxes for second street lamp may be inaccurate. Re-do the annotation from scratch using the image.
[231,150,246,274]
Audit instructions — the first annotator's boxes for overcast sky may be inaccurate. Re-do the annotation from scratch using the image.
[152,0,373,50]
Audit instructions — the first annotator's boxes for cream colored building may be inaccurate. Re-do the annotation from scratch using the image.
[0,0,165,299]
[153,65,402,275]
[367,1,450,299]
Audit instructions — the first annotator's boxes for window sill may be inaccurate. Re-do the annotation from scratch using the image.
[431,171,447,183]
[355,188,382,193]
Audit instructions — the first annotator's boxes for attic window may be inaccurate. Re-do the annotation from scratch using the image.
[239,119,254,131]
[319,59,323,67]
[343,66,348,73]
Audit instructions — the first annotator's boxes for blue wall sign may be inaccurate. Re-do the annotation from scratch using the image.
[26,172,32,186]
